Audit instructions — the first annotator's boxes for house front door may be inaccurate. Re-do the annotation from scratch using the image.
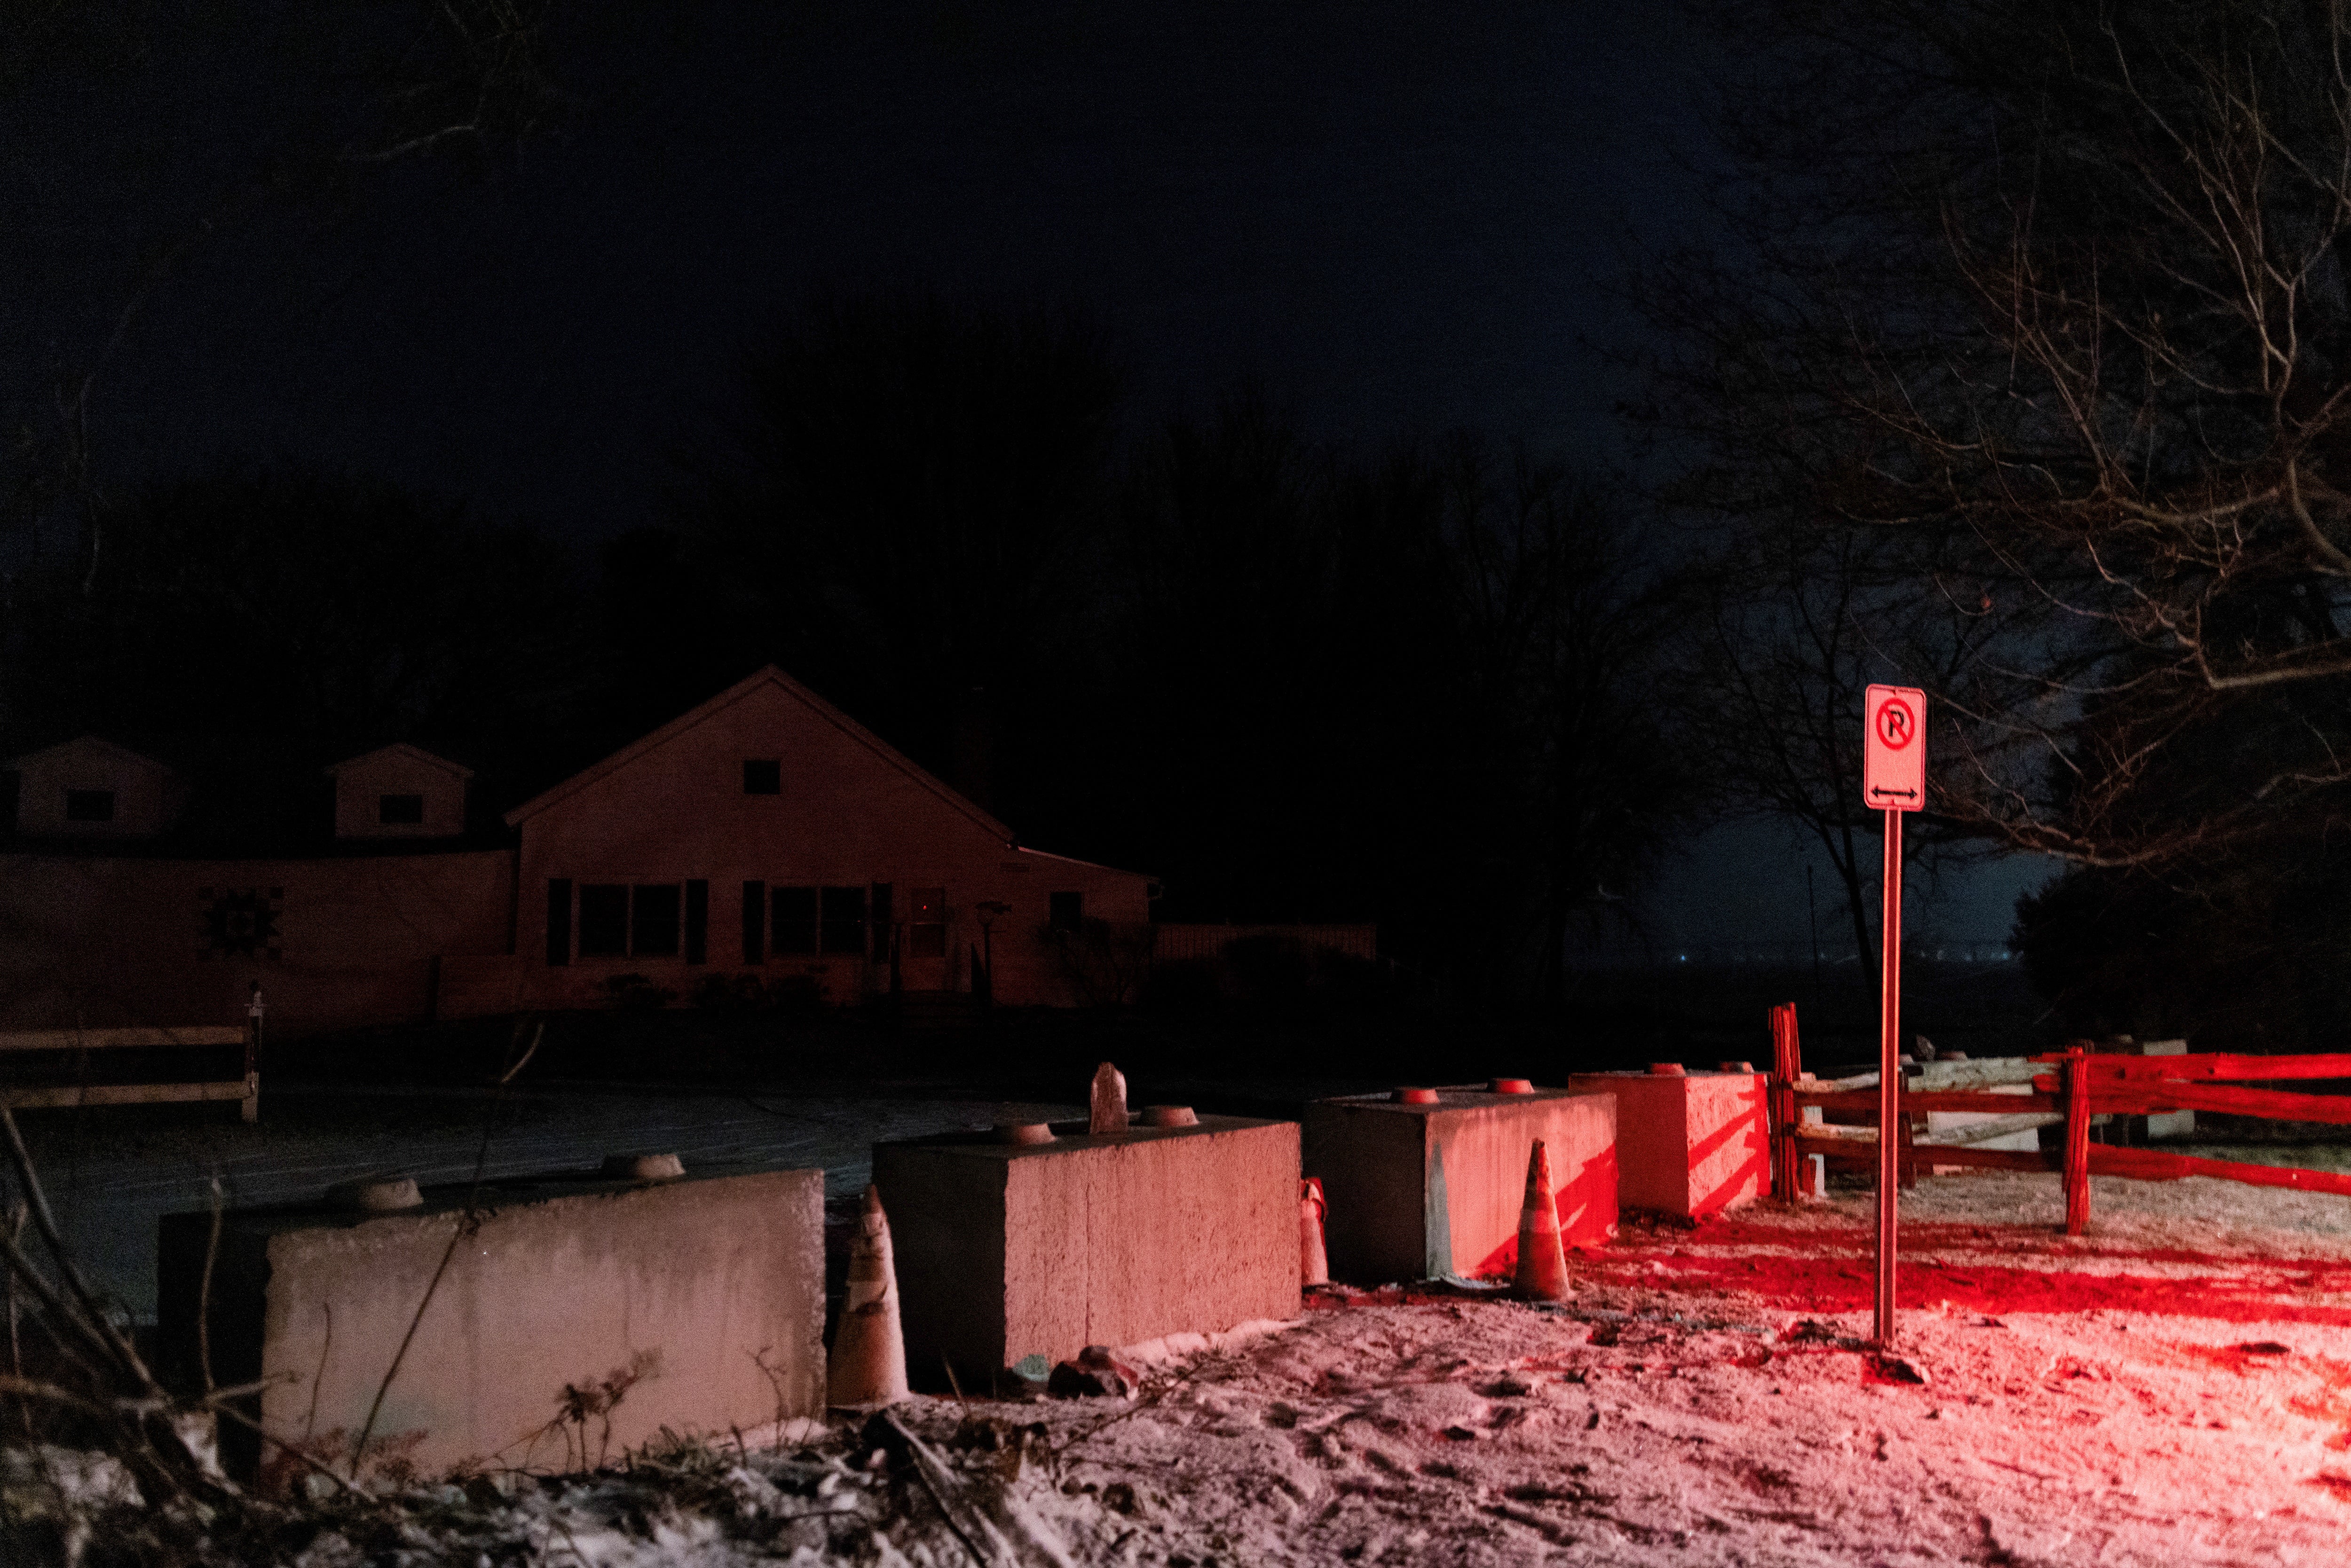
[903,886,951,991]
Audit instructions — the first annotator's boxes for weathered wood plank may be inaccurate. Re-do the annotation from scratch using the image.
[1919,1111,2063,1147]
[1798,1089,2060,1114]
[1799,1138,2056,1174]
[0,1081,248,1110]
[0,1027,245,1052]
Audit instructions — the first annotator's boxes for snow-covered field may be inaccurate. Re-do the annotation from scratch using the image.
[25,1084,1081,1319]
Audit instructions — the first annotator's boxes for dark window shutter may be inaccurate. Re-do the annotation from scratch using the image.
[545,879,573,965]
[742,880,765,963]
[685,880,708,964]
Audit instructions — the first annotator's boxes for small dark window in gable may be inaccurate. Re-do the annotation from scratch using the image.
[1049,891,1084,932]
[65,789,115,823]
[0,771,17,835]
[379,793,426,825]
[743,759,781,795]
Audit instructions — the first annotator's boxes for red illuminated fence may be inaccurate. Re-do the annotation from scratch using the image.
[1764,1003,2351,1235]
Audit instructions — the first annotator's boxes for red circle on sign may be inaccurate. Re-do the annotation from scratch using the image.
[1875,697,1917,750]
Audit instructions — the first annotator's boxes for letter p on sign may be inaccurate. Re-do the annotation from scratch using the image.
[1862,685,1926,811]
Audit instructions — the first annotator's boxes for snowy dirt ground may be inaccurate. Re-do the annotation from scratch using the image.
[28,1088,2351,1563]
[48,1165,2344,1567]
[920,1168,2351,1568]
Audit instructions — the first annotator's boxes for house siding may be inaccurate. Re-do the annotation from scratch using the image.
[512,677,1151,1010]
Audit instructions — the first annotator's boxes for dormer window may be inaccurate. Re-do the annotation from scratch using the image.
[323,744,471,839]
[743,759,781,795]
[64,789,115,822]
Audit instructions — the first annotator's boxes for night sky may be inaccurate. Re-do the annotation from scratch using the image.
[3,1,2048,951]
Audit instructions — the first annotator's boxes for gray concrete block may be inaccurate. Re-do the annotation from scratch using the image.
[1565,1071,1767,1220]
[872,1116,1298,1389]
[1302,1088,1617,1284]
[157,1164,824,1484]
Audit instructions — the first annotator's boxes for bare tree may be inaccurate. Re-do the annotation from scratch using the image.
[1645,0,2351,873]
[3,2,578,589]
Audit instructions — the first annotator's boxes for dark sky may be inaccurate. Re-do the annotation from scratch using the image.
[3,0,2049,946]
[11,2,1695,527]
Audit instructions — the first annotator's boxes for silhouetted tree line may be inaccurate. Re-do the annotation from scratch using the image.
[0,293,1687,1010]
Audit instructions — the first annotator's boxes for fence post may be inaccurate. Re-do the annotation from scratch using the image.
[2063,1043,2091,1235]
[244,984,264,1125]
[1768,1003,1800,1201]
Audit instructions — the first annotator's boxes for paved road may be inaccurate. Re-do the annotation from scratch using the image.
[22,1083,1079,1319]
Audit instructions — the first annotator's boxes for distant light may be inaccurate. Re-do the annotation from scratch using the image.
[1678,953,1688,963]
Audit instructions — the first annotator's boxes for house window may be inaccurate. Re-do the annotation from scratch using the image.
[632,883,682,957]
[820,886,867,955]
[578,884,629,956]
[64,789,115,823]
[743,759,781,795]
[545,879,573,966]
[772,886,819,955]
[909,887,947,959]
[741,879,765,963]
[378,793,425,825]
[1049,891,1084,931]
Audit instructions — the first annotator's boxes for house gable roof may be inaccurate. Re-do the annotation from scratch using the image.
[502,665,1015,842]
[3,735,175,775]
[323,743,474,780]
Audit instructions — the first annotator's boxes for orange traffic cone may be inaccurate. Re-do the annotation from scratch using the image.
[1514,1141,1571,1301]
[828,1185,909,1407]
[1300,1177,1330,1288]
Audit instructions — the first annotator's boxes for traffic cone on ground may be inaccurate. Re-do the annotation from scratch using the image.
[828,1185,909,1407]
[1514,1141,1571,1301]
[1300,1177,1330,1288]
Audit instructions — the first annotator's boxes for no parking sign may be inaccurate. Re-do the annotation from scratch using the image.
[1863,684,1926,810]
[1862,684,1925,1349]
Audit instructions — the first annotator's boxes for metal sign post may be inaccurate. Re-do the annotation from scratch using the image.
[1862,684,1926,1348]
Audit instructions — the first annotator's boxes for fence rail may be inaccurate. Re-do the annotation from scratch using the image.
[1764,1006,2351,1233]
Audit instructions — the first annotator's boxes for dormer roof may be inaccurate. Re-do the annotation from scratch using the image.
[323,743,474,780]
[3,735,174,775]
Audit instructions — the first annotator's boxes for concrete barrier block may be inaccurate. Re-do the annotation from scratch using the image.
[157,1165,824,1484]
[872,1117,1297,1388]
[1302,1088,1617,1284]
[1565,1071,1767,1221]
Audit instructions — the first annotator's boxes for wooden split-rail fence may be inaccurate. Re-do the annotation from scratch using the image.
[1764,1003,2351,1235]
[0,1022,260,1122]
